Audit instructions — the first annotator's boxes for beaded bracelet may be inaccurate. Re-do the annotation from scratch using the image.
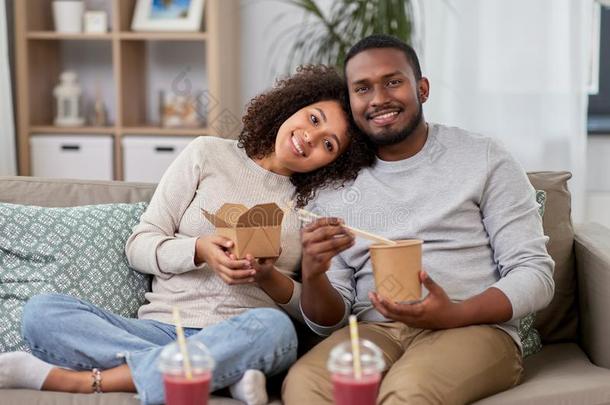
[91,368,103,393]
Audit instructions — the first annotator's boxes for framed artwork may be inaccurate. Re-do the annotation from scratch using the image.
[132,0,205,32]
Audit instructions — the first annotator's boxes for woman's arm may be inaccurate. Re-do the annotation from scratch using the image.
[125,137,251,280]
[255,265,294,304]
[249,257,304,322]
[125,138,206,277]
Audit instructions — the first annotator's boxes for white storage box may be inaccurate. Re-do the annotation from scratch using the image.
[122,136,195,183]
[30,135,114,181]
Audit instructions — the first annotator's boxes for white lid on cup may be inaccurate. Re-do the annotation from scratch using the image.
[158,341,215,376]
[327,339,385,376]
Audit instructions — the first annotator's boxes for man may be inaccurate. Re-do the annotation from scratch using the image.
[282,34,555,404]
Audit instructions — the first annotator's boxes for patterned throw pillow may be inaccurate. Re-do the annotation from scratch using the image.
[0,202,151,352]
[536,189,547,218]
[517,189,547,357]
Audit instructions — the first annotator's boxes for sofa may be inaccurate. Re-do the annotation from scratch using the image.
[1,173,610,405]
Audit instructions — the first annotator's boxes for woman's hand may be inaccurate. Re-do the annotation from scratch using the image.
[301,217,355,281]
[245,252,280,283]
[195,235,256,285]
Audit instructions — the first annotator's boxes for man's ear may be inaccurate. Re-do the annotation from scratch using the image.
[418,77,430,103]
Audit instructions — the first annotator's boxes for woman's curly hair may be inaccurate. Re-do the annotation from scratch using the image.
[238,65,375,207]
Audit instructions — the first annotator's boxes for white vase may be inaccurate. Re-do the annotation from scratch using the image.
[52,1,84,33]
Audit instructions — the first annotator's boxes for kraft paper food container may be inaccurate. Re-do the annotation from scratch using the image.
[201,203,284,259]
[370,239,423,303]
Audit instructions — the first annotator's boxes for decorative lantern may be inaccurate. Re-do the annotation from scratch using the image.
[53,70,85,127]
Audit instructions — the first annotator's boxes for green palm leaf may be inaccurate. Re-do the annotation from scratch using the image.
[276,0,416,72]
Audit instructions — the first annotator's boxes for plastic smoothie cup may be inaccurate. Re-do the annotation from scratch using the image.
[370,239,423,302]
[158,340,215,405]
[327,339,385,405]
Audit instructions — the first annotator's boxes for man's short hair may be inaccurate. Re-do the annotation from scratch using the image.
[344,34,422,80]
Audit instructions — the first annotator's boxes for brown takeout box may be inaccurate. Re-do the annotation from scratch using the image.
[201,203,284,259]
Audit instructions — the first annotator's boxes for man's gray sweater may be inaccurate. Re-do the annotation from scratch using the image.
[302,123,555,350]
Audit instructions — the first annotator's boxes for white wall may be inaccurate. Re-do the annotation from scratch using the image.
[0,0,17,175]
[239,0,305,110]
[420,0,592,223]
[239,0,334,110]
[586,135,610,227]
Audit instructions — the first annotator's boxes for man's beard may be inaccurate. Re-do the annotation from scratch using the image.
[367,101,423,147]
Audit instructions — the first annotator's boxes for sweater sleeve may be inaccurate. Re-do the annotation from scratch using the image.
[301,254,354,336]
[277,279,304,323]
[481,139,555,320]
[125,137,207,278]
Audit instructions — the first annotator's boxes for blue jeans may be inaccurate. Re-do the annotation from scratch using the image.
[21,293,298,405]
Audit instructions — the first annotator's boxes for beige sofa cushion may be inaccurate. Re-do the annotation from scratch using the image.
[0,177,156,207]
[527,172,577,343]
[474,344,610,405]
[0,391,244,405]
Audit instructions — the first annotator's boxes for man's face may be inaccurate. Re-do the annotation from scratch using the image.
[345,48,428,146]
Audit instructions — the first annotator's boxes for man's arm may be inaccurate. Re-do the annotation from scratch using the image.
[299,218,355,331]
[478,139,555,319]
[125,137,211,278]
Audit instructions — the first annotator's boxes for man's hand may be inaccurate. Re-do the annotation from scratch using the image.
[299,217,355,326]
[301,217,354,281]
[195,235,255,285]
[370,271,514,329]
[370,271,466,329]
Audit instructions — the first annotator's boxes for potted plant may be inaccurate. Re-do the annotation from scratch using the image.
[276,0,418,71]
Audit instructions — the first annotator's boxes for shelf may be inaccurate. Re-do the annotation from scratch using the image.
[121,126,211,136]
[30,126,211,136]
[27,32,114,41]
[30,126,115,134]
[119,32,208,41]
[25,32,208,42]
[15,0,240,180]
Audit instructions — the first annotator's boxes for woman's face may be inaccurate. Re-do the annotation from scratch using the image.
[274,100,350,173]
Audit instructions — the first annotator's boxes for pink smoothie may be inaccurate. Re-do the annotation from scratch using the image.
[163,371,211,405]
[331,372,381,405]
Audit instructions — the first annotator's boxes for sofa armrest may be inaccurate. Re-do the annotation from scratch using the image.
[575,222,610,368]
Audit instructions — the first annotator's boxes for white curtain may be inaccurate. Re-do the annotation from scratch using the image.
[420,0,593,223]
[0,0,16,176]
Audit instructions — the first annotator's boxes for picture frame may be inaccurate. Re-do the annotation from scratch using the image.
[131,0,205,32]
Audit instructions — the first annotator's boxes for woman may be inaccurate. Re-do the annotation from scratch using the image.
[0,65,374,405]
